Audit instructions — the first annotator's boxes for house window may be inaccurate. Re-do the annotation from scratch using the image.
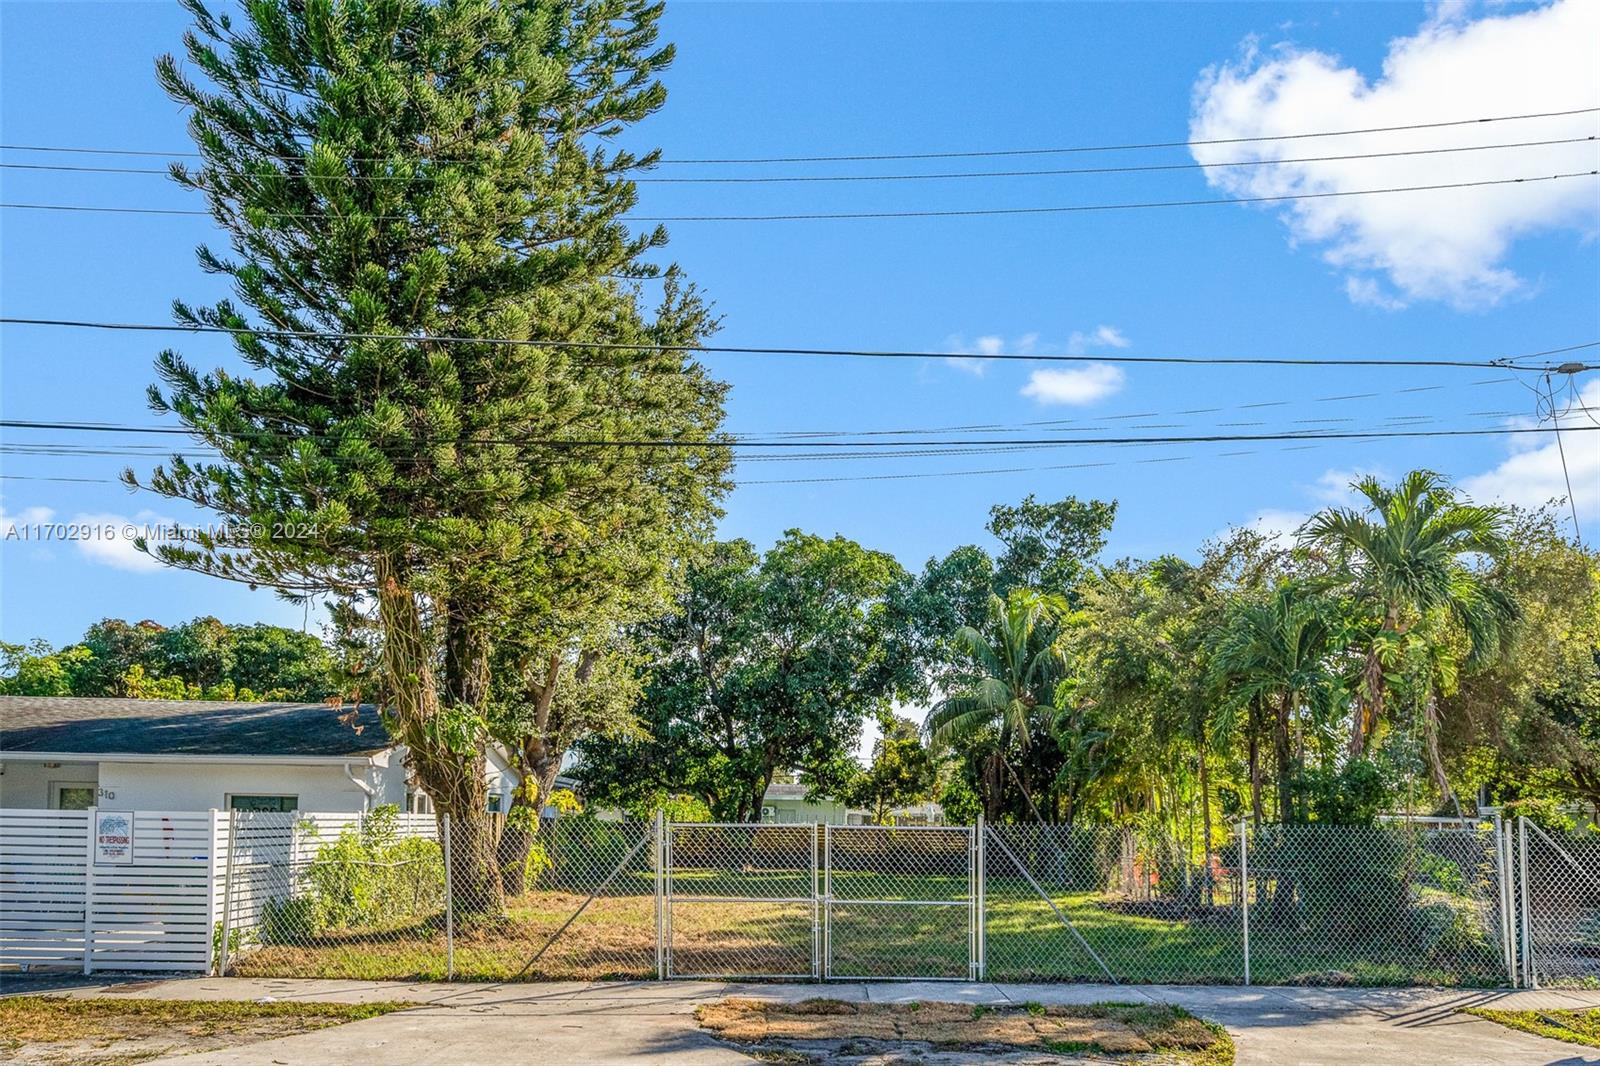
[228,794,298,812]
[53,784,96,810]
[406,791,433,815]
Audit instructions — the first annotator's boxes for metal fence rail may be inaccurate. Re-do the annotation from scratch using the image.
[199,810,1596,987]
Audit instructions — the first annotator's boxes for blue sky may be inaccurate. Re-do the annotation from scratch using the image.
[2,0,1597,647]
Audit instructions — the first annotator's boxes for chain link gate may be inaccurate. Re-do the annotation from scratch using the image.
[662,821,980,980]
[664,823,819,979]
[823,824,979,980]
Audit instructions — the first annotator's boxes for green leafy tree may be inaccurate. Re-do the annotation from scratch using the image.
[133,0,728,914]
[845,711,939,824]
[0,641,95,696]
[577,532,915,822]
[925,589,1069,823]
[1443,507,1600,811]
[988,494,1116,598]
[1303,471,1517,763]
[1211,582,1352,822]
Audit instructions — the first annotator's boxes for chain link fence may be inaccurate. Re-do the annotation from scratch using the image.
[212,808,1595,987]
[1521,819,1600,987]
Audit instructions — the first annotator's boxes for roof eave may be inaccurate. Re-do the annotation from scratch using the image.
[0,750,391,765]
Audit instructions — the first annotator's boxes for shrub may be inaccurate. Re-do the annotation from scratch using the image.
[296,805,445,932]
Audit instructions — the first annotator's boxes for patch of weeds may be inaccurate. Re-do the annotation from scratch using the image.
[696,998,1233,1064]
[0,997,406,1042]
[1464,1007,1600,1049]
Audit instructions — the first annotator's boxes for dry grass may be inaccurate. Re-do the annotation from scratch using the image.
[0,997,407,1065]
[695,998,1233,1063]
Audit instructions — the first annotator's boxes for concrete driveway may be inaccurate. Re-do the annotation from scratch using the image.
[17,975,1600,1065]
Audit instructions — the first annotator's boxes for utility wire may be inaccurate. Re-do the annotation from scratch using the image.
[2,135,1591,183]
[1542,371,1584,541]
[627,171,1600,220]
[5,106,1594,164]
[5,170,1597,223]
[2,317,1593,371]
[0,418,1593,450]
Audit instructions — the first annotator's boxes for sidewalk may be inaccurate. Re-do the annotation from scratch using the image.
[18,975,1600,1065]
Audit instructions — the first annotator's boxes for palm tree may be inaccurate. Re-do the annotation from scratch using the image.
[925,589,1068,822]
[1302,471,1516,765]
[1210,582,1352,822]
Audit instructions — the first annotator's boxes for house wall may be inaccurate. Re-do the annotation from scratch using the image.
[762,797,847,825]
[1,747,516,814]
[98,760,377,812]
[0,759,100,808]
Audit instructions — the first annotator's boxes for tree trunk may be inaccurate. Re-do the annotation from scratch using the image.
[499,653,564,893]
[1199,744,1214,907]
[1353,607,1398,756]
[1421,692,1460,816]
[1246,699,1265,828]
[982,753,1006,823]
[1273,693,1294,823]
[376,561,502,920]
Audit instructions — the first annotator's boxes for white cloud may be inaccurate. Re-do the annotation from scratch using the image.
[1066,325,1131,354]
[1310,466,1388,504]
[943,334,1005,376]
[1231,465,1388,545]
[1242,507,1313,547]
[70,512,172,573]
[1190,0,1600,309]
[1344,276,1408,312]
[1461,379,1600,518]
[1,502,55,536]
[1021,364,1127,406]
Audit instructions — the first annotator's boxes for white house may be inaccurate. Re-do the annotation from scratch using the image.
[0,695,519,814]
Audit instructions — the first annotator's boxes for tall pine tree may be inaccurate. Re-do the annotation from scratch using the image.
[134,0,729,914]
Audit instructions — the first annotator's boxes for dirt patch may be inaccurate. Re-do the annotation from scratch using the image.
[0,996,408,1065]
[696,998,1232,1064]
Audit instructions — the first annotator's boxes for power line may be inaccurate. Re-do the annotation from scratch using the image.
[1542,371,1584,542]
[0,410,1526,465]
[2,317,1593,371]
[3,135,1591,184]
[628,171,1600,220]
[658,108,1600,164]
[8,106,1594,164]
[0,418,1593,450]
[5,170,1597,223]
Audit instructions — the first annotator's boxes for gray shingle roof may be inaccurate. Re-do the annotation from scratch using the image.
[0,696,393,757]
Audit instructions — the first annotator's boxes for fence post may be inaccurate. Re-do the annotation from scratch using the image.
[654,810,665,981]
[217,809,238,977]
[82,807,97,976]
[205,808,219,976]
[966,813,979,979]
[1517,815,1533,988]
[1238,818,1250,987]
[1492,813,1514,988]
[811,821,821,981]
[442,813,454,982]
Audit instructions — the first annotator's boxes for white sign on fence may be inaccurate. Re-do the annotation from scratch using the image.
[93,810,134,864]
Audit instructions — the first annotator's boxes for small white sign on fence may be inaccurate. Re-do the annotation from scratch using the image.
[93,810,135,864]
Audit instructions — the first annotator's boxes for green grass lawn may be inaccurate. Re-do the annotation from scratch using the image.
[231,868,1504,986]
[1464,1008,1600,1047]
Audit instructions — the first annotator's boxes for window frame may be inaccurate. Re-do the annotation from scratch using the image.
[225,794,300,813]
[50,782,98,810]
